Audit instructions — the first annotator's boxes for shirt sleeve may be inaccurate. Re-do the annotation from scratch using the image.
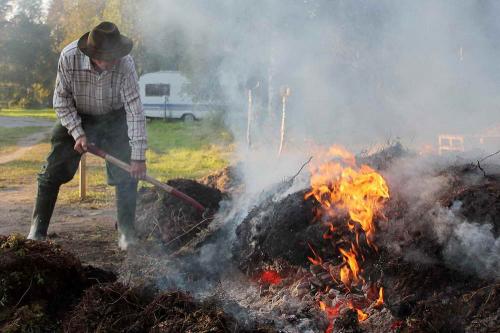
[53,53,85,140]
[120,56,147,161]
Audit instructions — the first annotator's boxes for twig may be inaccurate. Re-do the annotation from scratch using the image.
[478,149,500,163]
[147,217,159,239]
[164,217,212,247]
[15,275,33,308]
[289,156,313,183]
[476,160,487,177]
[473,149,500,177]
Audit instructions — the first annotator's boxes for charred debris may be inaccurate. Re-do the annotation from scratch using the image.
[1,148,499,332]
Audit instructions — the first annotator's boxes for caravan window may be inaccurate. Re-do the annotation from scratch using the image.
[145,84,170,97]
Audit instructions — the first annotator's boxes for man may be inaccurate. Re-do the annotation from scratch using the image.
[27,22,147,250]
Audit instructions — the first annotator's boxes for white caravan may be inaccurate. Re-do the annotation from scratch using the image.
[139,71,211,120]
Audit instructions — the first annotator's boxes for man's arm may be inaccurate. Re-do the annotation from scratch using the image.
[53,53,86,150]
[120,56,147,178]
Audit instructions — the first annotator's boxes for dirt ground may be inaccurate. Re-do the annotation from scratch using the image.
[0,117,125,272]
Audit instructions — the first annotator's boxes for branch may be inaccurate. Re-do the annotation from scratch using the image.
[289,156,313,183]
[163,217,212,247]
[15,275,33,308]
[478,149,500,163]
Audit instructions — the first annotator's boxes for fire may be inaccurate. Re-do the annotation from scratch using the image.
[339,246,362,288]
[305,145,389,287]
[319,301,342,333]
[320,301,341,318]
[305,149,389,249]
[375,287,384,308]
[306,145,390,330]
[351,305,369,322]
[259,270,282,285]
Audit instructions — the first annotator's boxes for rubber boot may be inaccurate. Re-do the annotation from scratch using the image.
[27,185,60,240]
[115,181,138,250]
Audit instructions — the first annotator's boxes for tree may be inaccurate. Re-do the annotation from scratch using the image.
[0,2,57,107]
[0,0,12,23]
[47,0,107,51]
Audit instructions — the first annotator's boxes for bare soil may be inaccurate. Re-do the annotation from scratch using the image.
[0,183,125,272]
[0,116,124,272]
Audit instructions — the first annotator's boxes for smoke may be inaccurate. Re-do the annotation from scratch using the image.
[433,202,500,278]
[140,0,500,153]
[385,155,500,279]
[131,1,500,321]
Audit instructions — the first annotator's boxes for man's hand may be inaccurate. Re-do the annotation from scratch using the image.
[74,135,88,154]
[130,160,146,180]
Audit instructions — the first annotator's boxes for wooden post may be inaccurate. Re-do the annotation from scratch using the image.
[278,86,291,156]
[79,154,87,199]
[246,80,260,150]
[246,89,253,149]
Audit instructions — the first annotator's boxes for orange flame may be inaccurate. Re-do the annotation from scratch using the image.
[348,301,369,322]
[306,148,389,249]
[306,145,389,329]
[305,145,389,290]
[339,246,362,287]
[356,308,369,322]
[374,287,384,308]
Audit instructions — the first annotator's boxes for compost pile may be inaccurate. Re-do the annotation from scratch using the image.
[136,178,224,251]
[0,234,269,333]
[199,165,243,193]
[2,155,499,332]
[64,283,271,333]
[232,147,500,333]
[0,234,116,332]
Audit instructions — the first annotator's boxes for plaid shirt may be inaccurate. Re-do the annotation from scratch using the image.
[53,40,147,160]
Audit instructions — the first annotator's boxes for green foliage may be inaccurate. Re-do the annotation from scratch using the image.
[0,9,57,107]
[1,0,231,106]
[47,0,107,50]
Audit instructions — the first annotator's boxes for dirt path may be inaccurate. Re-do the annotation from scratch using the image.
[0,117,125,272]
[0,130,51,164]
[0,116,53,128]
[0,116,53,164]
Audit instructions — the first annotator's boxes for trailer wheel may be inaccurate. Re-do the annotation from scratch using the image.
[182,113,196,122]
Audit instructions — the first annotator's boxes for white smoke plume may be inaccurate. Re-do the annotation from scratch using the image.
[133,0,500,295]
[385,155,500,279]
[139,0,500,149]
[433,202,500,278]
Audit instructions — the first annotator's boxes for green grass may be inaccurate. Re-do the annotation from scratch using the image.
[0,118,233,206]
[146,119,233,180]
[0,108,56,120]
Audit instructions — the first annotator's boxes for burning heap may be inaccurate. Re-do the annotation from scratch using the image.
[234,144,499,332]
[305,146,389,329]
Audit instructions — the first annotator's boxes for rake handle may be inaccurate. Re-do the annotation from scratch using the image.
[87,144,206,213]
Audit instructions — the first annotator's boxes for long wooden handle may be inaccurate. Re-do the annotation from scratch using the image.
[87,144,206,212]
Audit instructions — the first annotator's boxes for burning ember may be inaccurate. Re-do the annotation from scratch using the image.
[305,145,389,327]
[259,270,283,285]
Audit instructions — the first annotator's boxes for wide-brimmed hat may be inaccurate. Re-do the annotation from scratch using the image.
[77,22,133,61]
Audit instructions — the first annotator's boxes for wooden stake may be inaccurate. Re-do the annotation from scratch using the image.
[278,86,291,156]
[247,89,253,149]
[79,154,87,200]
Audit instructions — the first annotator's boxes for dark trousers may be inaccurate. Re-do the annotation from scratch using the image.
[29,109,138,240]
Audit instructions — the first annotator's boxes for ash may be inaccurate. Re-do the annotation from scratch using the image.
[117,146,500,333]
